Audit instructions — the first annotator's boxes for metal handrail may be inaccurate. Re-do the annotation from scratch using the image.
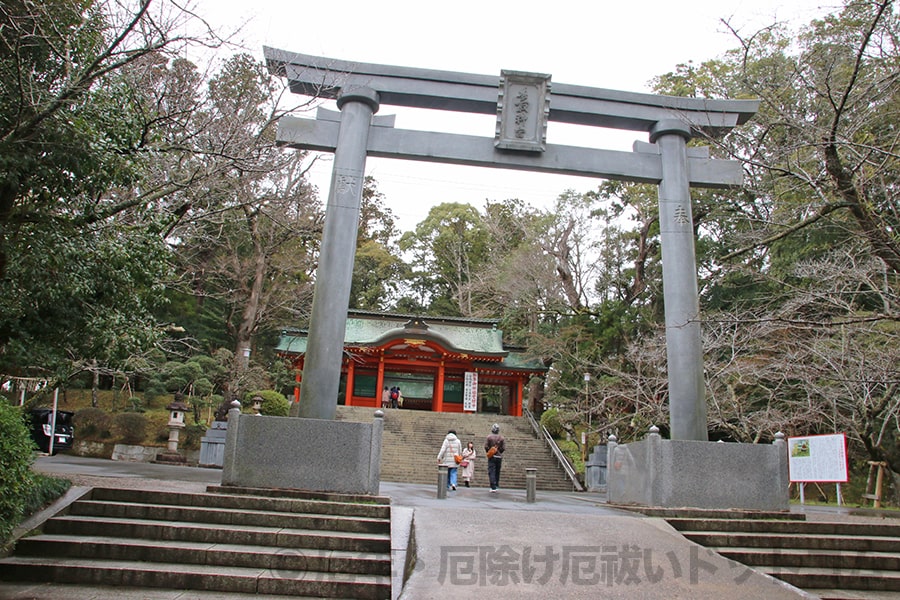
[523,407,584,492]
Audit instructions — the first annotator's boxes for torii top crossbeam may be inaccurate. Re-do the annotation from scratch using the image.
[264,47,756,134]
[264,47,757,188]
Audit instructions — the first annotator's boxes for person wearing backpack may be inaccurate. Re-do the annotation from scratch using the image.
[484,423,506,493]
[389,386,400,409]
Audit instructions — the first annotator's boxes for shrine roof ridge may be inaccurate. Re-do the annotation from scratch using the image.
[346,309,500,328]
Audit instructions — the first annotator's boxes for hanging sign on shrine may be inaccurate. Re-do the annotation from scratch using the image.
[463,371,478,412]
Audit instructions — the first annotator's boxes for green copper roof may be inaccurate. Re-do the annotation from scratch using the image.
[277,314,503,354]
[274,311,547,369]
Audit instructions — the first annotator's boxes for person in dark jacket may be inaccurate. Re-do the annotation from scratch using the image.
[484,423,506,492]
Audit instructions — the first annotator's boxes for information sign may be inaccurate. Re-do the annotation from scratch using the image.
[787,433,849,483]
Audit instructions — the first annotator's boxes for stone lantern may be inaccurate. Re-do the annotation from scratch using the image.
[157,394,190,463]
[251,395,263,415]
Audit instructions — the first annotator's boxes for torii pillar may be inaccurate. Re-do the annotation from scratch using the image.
[651,120,707,441]
[298,87,379,420]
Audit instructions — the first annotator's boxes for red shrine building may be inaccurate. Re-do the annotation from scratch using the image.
[276,311,548,416]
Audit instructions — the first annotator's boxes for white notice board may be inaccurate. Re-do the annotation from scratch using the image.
[787,433,849,483]
[463,372,478,412]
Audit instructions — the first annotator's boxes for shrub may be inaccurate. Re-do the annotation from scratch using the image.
[244,390,290,417]
[145,411,172,445]
[182,423,207,450]
[74,407,112,441]
[556,439,585,478]
[20,474,71,519]
[0,400,37,541]
[113,412,148,445]
[540,407,565,438]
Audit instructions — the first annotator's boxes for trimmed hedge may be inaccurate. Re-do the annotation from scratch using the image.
[0,400,37,541]
[244,390,289,417]
[113,412,147,445]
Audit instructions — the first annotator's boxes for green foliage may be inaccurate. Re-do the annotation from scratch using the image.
[147,412,173,444]
[351,177,405,311]
[540,408,565,438]
[181,423,207,451]
[399,202,489,315]
[19,473,71,523]
[244,389,289,417]
[113,412,148,445]
[0,401,37,541]
[0,0,175,378]
[74,407,112,441]
[0,224,170,377]
[555,439,585,477]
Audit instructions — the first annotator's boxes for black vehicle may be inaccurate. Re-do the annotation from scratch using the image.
[28,409,75,455]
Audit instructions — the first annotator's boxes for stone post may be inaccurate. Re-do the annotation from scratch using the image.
[773,431,790,503]
[606,434,617,475]
[650,119,708,441]
[221,400,243,484]
[437,465,448,499]
[525,467,537,503]
[368,410,385,494]
[299,87,380,421]
[646,425,662,506]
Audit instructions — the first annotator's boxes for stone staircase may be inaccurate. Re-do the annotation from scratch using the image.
[335,406,578,491]
[667,514,900,599]
[0,485,392,599]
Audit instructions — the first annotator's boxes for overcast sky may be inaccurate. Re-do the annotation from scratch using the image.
[191,0,837,230]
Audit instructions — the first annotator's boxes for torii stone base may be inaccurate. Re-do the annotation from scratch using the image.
[222,406,384,495]
[606,429,790,511]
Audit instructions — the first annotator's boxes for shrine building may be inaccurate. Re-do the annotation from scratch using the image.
[276,311,548,416]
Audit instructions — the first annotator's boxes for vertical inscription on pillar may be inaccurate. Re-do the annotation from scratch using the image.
[673,204,690,226]
[332,169,362,206]
[495,70,551,152]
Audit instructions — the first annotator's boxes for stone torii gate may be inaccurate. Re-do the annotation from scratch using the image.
[265,48,758,441]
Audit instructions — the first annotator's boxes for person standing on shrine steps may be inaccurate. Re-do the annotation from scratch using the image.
[437,429,463,491]
[484,423,506,492]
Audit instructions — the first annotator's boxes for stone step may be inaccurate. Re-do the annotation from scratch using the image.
[68,500,389,535]
[813,589,900,600]
[682,531,900,553]
[625,508,804,520]
[765,567,900,593]
[335,406,578,490]
[0,487,395,599]
[206,485,390,507]
[666,515,900,596]
[43,514,391,554]
[668,518,900,537]
[714,547,900,571]
[0,556,391,599]
[13,534,391,575]
[92,487,391,518]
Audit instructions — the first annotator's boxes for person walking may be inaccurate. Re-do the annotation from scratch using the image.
[484,423,505,492]
[381,386,391,409]
[460,441,477,487]
[437,429,463,491]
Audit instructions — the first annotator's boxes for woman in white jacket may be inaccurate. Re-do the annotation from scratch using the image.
[437,430,463,490]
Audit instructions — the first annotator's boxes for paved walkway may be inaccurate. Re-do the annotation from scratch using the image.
[1,455,823,599]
